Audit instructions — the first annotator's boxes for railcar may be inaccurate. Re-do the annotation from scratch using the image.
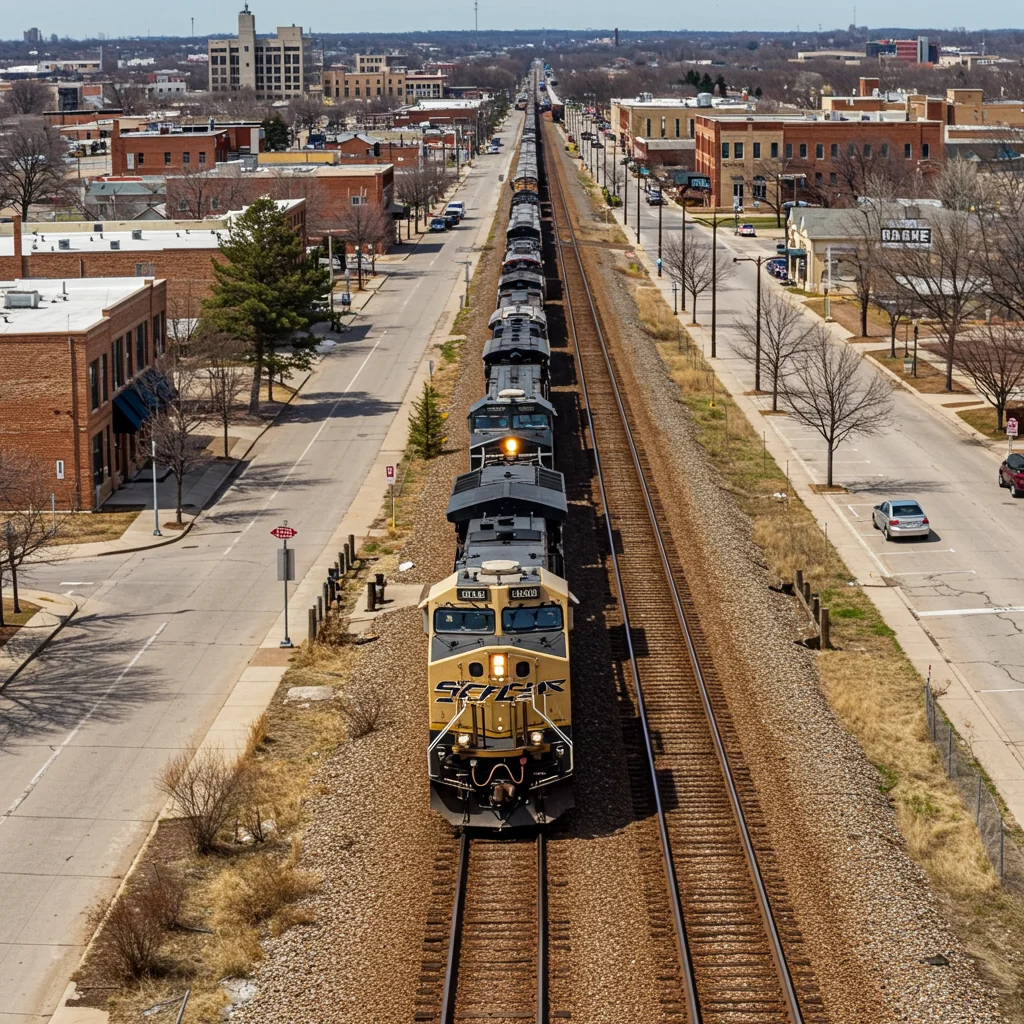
[468,376,555,470]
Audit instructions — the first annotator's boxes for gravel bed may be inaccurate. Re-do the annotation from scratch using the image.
[560,135,1002,1021]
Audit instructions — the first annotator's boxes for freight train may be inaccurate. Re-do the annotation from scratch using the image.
[422,79,575,829]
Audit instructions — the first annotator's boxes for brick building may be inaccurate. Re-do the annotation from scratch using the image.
[610,95,751,152]
[694,113,944,209]
[0,277,167,511]
[0,203,305,316]
[111,121,229,176]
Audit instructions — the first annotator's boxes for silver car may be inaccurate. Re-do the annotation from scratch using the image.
[872,499,930,541]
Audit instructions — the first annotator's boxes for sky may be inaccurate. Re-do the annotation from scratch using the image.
[11,1,1024,42]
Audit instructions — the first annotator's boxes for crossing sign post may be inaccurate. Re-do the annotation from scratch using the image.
[1008,417,1019,456]
[271,523,298,647]
[385,465,396,528]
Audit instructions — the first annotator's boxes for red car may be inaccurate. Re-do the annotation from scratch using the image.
[999,452,1024,495]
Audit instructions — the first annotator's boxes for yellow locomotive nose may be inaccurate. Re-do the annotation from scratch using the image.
[503,437,518,457]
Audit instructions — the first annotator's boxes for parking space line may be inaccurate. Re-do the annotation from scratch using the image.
[917,606,1024,618]
[883,548,956,555]
[847,505,861,518]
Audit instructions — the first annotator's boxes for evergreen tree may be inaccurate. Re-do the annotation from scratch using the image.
[408,382,446,459]
[262,115,290,151]
[700,73,714,93]
[202,197,330,414]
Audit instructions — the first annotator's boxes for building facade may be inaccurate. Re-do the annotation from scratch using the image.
[208,4,310,100]
[0,277,167,510]
[111,121,229,175]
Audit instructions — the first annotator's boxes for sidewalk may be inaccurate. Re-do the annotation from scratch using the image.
[0,590,77,688]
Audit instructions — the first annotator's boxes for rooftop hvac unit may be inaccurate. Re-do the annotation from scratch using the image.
[131,229,142,240]
[93,223,103,232]
[696,92,713,108]
[5,290,41,309]
[110,240,120,250]
[58,238,71,250]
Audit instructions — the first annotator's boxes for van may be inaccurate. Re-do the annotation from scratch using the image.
[446,201,465,219]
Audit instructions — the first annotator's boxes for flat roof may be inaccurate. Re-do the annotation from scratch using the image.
[0,278,158,336]
[2,229,222,257]
[612,96,749,109]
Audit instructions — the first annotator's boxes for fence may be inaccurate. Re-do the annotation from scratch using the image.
[925,679,1023,885]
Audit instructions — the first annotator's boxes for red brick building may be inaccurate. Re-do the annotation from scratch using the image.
[111,121,230,176]
[0,277,167,510]
[694,114,944,208]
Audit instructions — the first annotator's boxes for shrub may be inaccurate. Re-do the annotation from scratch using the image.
[408,382,446,459]
[215,845,318,927]
[87,891,164,982]
[341,691,388,738]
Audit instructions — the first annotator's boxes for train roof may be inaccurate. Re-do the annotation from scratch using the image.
[496,285,544,309]
[459,513,550,569]
[446,465,567,524]
[488,303,546,329]
[421,565,570,608]
[470,370,553,412]
[483,328,550,364]
[507,206,542,238]
[510,191,540,208]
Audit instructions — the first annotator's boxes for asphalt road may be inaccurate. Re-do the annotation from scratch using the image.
[0,113,521,1023]
[620,177,1024,773]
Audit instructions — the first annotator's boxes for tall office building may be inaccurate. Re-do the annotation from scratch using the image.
[208,5,310,100]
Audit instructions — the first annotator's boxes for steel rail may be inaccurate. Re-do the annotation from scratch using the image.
[544,119,805,1024]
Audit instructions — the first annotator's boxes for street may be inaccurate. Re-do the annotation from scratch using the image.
[0,112,521,1024]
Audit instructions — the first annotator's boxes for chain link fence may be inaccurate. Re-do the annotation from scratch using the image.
[925,681,1024,886]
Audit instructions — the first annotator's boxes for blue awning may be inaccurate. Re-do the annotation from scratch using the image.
[113,392,145,434]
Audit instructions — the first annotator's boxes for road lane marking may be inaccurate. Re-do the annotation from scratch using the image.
[0,621,169,824]
[883,548,956,555]
[897,569,976,576]
[59,582,94,586]
[917,607,1024,618]
[978,688,1024,693]
[847,505,861,518]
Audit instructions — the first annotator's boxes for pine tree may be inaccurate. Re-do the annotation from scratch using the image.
[202,196,330,414]
[262,115,290,151]
[408,382,446,459]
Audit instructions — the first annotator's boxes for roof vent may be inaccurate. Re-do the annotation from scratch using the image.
[5,290,41,309]
[131,229,143,240]
[498,388,526,398]
[110,240,120,250]
[58,238,71,250]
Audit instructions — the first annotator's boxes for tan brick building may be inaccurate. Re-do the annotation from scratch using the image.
[694,114,944,209]
[0,277,167,510]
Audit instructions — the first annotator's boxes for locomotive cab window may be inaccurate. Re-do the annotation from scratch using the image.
[434,608,495,633]
[512,412,549,428]
[473,413,511,429]
[502,605,564,633]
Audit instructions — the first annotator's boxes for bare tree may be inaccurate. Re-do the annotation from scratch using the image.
[0,453,71,622]
[880,209,985,392]
[952,322,1024,431]
[3,80,50,116]
[288,96,326,135]
[734,288,813,411]
[0,119,75,220]
[103,78,151,116]
[148,356,211,525]
[195,333,250,457]
[338,202,392,289]
[167,164,246,220]
[663,235,733,325]
[782,325,893,486]
[396,164,433,231]
[876,288,918,360]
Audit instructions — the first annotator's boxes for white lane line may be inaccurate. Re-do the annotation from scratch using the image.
[847,505,861,518]
[897,569,977,576]
[59,582,94,586]
[221,331,388,556]
[979,688,1024,693]
[917,607,1024,618]
[884,548,957,556]
[1,620,169,824]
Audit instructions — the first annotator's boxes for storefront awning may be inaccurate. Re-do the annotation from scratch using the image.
[111,369,176,435]
[786,248,807,256]
[113,392,145,434]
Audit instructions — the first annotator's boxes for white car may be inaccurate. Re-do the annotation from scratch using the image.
[872,499,930,540]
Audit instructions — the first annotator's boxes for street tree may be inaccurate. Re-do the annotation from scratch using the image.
[339,201,393,289]
[876,288,918,359]
[0,119,75,220]
[734,288,813,411]
[202,196,331,414]
[0,453,71,621]
[2,80,49,116]
[148,355,211,526]
[103,78,151,116]
[782,325,893,486]
[408,382,445,459]
[169,163,246,220]
[288,96,327,135]
[194,332,250,458]
[663,235,733,325]
[879,208,985,392]
[952,321,1024,431]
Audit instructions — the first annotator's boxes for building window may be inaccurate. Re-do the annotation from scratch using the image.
[351,195,366,205]
[734,142,743,159]
[784,143,792,159]
[100,354,108,403]
[111,338,123,390]
[863,144,872,158]
[722,142,730,159]
[126,334,133,377]
[922,142,930,159]
[752,141,761,159]
[904,143,912,159]
[675,118,680,138]
[771,141,779,158]
[153,314,163,357]
[815,143,824,159]
[164,152,172,165]
[199,152,207,164]
[178,198,190,211]
[831,143,838,158]
[815,172,823,185]
[137,152,145,166]
[182,152,190,165]
[848,142,857,157]
[752,176,767,199]
[89,360,99,411]
[881,143,889,158]
[92,433,104,486]
[799,143,807,159]
[646,118,651,136]
[211,197,220,210]
[135,262,155,277]
[829,172,837,185]
[137,323,147,369]
[733,182,744,201]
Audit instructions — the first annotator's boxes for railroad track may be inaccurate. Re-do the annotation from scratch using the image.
[542,118,827,1024]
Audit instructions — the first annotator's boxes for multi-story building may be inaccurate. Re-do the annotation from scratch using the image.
[145,72,188,99]
[0,276,167,510]
[207,4,310,101]
[609,94,752,152]
[693,113,944,209]
[321,54,449,104]
[111,121,229,176]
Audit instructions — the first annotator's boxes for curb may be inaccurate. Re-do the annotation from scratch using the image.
[1,594,79,690]
[68,370,314,561]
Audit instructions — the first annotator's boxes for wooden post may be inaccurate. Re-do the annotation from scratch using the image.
[819,607,830,649]
[348,534,356,565]
[343,543,351,572]
[795,568,804,596]
[308,607,317,641]
[317,596,323,622]
[329,578,337,604]
[366,580,377,612]
[812,595,820,623]
[803,580,811,604]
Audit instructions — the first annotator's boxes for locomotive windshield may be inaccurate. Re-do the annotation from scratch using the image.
[513,412,549,428]
[501,605,564,633]
[473,412,549,430]
[434,608,495,633]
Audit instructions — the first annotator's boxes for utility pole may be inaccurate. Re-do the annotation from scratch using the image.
[733,254,765,390]
[636,168,640,242]
[623,154,629,227]
[711,211,718,357]
[657,195,663,275]
[680,194,687,310]
[151,436,161,536]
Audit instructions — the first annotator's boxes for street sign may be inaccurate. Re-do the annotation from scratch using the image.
[271,526,297,539]
[277,547,296,581]
[881,222,931,248]
[385,465,396,483]
[1008,418,1019,437]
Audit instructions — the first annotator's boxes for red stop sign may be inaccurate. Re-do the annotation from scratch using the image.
[271,526,297,539]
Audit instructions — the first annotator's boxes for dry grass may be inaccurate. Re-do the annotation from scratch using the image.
[629,262,1024,1016]
[957,404,1012,441]
[56,511,138,545]
[868,349,972,395]
[211,841,319,928]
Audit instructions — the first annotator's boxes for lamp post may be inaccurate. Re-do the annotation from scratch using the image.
[603,132,608,187]
[680,193,687,311]
[657,192,663,275]
[734,255,767,391]
[151,436,161,537]
[672,280,678,314]
[913,318,919,378]
[636,167,641,243]
[711,211,719,357]
[624,157,629,228]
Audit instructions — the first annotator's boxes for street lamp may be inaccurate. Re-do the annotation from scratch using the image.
[623,157,630,228]
[636,166,641,243]
[672,280,678,315]
[733,255,767,391]
[679,190,687,311]
[657,191,663,275]
[711,210,719,357]
[913,318,920,378]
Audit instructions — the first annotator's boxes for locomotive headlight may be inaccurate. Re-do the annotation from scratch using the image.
[503,437,518,457]
[490,653,506,677]
[457,733,472,747]
[530,730,544,745]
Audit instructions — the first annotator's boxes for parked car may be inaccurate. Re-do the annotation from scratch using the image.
[429,217,447,232]
[738,223,757,237]
[444,212,460,228]
[446,201,465,219]
[646,190,665,205]
[766,258,787,278]
[871,499,930,540]
[776,241,788,254]
[346,255,373,271]
[999,452,1024,495]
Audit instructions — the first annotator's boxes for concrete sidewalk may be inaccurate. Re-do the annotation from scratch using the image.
[0,590,77,688]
